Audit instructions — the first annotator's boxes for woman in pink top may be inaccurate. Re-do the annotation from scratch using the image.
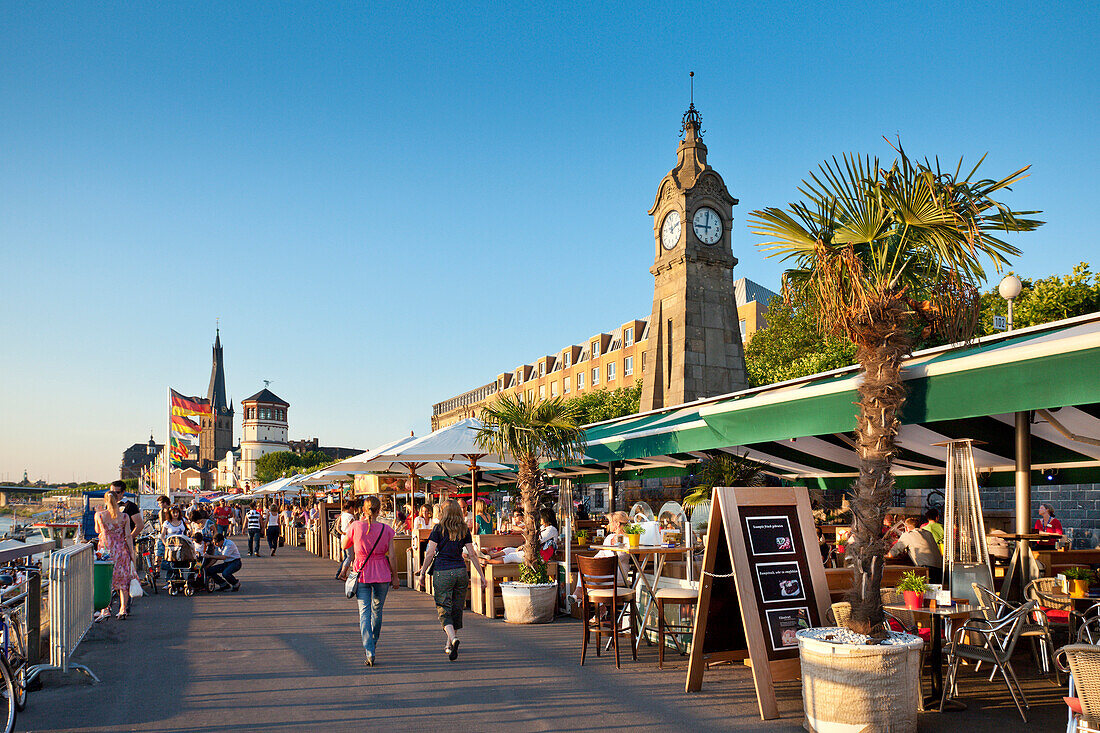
[341,495,399,667]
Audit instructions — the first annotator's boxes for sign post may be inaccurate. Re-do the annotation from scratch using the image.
[685,486,829,721]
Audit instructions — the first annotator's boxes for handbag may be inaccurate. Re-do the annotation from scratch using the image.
[344,523,386,599]
[129,565,144,598]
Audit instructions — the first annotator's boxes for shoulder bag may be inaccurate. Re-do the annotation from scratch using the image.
[344,523,385,599]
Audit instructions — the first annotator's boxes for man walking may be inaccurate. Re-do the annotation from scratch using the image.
[245,502,263,557]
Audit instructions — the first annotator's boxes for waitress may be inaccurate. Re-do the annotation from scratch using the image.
[1034,503,1063,548]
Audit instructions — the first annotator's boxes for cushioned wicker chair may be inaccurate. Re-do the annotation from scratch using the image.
[940,600,1037,721]
[1059,644,1100,733]
[1028,577,1073,635]
[973,582,1060,684]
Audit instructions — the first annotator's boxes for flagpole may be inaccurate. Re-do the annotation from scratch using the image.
[165,387,171,498]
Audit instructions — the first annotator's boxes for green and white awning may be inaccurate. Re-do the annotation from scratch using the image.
[573,313,1100,481]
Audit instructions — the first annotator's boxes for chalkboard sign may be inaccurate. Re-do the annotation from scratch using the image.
[686,486,829,721]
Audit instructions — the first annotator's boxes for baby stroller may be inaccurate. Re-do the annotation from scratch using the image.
[163,536,217,595]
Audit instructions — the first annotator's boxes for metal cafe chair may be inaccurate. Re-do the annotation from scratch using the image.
[973,583,1061,684]
[940,600,1037,721]
[577,554,637,669]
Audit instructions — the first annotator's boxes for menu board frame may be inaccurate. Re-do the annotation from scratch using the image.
[685,486,830,721]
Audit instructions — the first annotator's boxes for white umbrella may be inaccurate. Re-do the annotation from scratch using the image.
[369,418,514,515]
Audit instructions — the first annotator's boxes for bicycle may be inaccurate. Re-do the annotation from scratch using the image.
[0,565,38,733]
[134,535,159,595]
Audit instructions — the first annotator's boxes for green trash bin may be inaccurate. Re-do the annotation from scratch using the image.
[93,560,114,611]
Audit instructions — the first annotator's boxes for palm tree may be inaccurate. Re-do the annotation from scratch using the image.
[475,394,587,579]
[749,145,1042,635]
[682,452,769,509]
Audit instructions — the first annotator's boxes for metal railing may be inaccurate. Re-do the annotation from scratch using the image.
[28,542,98,683]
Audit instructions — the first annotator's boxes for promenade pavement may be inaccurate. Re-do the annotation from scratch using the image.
[21,545,1066,732]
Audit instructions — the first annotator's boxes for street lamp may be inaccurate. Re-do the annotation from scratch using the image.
[999,274,1022,331]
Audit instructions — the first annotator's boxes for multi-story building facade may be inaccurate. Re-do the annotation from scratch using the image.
[431,278,774,430]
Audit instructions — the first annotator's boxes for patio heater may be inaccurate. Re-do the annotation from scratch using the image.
[941,439,991,597]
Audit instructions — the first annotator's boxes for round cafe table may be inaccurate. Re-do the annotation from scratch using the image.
[883,601,981,712]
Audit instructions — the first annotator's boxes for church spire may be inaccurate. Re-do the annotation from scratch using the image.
[207,327,229,414]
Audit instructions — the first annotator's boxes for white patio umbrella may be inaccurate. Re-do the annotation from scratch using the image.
[369,418,512,516]
[328,431,509,518]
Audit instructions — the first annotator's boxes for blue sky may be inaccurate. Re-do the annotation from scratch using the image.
[1,2,1096,482]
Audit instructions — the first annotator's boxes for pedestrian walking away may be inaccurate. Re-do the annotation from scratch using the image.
[265,503,281,556]
[416,498,487,662]
[341,495,398,667]
[96,489,137,619]
[335,499,359,579]
[245,502,263,556]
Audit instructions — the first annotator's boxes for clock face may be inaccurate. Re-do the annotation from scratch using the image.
[693,206,723,245]
[661,210,682,250]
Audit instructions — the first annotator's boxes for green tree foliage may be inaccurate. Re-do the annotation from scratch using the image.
[745,294,857,387]
[254,450,335,483]
[978,262,1100,335]
[563,381,642,425]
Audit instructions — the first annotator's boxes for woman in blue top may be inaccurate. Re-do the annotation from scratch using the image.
[416,499,487,661]
[474,499,493,535]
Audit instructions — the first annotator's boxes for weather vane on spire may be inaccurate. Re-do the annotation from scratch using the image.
[263,379,271,388]
[681,71,703,137]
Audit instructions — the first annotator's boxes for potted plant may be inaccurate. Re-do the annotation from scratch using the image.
[896,571,928,610]
[476,394,586,625]
[751,144,1040,732]
[1065,566,1093,598]
[575,529,590,545]
[623,523,643,548]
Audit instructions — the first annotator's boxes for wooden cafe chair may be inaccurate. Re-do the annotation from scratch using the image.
[577,554,636,669]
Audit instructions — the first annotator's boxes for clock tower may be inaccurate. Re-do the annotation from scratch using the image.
[639,97,748,412]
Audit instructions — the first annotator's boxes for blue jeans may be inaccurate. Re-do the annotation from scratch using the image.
[209,558,242,586]
[247,529,261,555]
[356,582,390,658]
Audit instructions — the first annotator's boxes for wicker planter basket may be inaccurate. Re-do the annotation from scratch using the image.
[500,582,557,624]
[796,628,923,733]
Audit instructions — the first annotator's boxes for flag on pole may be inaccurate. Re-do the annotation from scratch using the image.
[169,389,209,468]
[170,415,201,435]
[170,389,210,417]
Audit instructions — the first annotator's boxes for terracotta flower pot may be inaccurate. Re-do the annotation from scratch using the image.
[902,590,923,610]
[627,533,640,549]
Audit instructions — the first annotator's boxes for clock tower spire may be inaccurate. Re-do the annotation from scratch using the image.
[640,80,748,412]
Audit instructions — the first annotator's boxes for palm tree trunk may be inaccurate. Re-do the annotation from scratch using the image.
[846,299,911,636]
[518,455,539,571]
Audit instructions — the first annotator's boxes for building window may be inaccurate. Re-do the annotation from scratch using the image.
[551,381,558,397]
[592,340,600,358]
[527,388,533,401]
[625,327,634,347]
[625,355,634,376]
[577,372,584,390]
[592,367,600,385]
[608,362,616,381]
[564,376,571,393]
[563,351,571,368]
[539,362,545,377]
[739,318,746,334]
[641,351,646,373]
[516,369,522,384]
[539,385,546,399]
